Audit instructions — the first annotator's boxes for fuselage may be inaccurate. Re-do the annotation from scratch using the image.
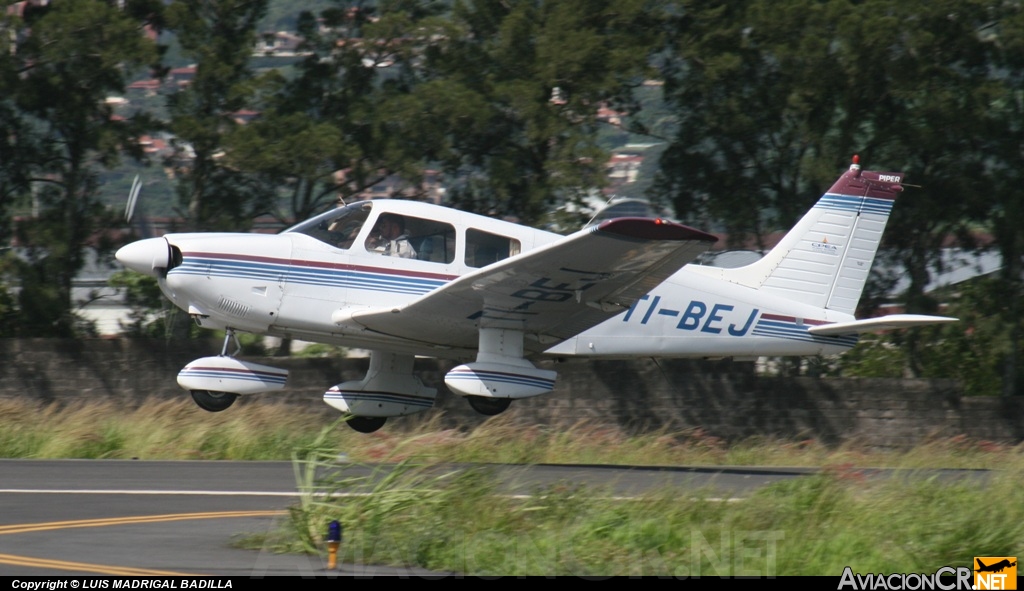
[141,199,856,361]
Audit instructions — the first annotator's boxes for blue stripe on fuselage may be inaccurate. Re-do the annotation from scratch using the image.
[169,255,449,296]
[751,317,858,348]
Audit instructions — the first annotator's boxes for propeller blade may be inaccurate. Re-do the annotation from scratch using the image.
[125,174,142,222]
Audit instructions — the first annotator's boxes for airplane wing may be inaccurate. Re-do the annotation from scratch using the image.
[807,314,958,336]
[342,218,717,353]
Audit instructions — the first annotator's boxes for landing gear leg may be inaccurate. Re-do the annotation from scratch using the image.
[220,328,242,357]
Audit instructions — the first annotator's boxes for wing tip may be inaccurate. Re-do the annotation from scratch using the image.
[595,217,718,243]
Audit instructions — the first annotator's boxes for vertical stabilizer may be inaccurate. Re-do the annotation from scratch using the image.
[719,159,903,315]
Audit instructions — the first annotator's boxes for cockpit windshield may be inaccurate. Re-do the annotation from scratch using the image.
[284,201,459,265]
[283,202,373,250]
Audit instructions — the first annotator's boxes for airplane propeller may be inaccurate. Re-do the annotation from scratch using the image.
[123,174,153,240]
[117,174,170,275]
[125,174,142,223]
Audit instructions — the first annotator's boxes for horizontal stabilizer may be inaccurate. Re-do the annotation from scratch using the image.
[807,314,958,336]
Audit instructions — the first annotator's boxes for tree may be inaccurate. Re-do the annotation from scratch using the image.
[971,1,1024,395]
[412,0,664,224]
[228,0,665,227]
[165,0,270,231]
[656,0,998,375]
[222,1,435,223]
[4,1,159,336]
[656,0,896,246]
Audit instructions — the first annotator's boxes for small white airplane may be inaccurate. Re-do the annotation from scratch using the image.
[116,158,956,433]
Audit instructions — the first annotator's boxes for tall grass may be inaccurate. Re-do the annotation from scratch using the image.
[0,397,342,459]
[0,397,1021,470]
[273,449,1024,576]
[3,397,1021,575]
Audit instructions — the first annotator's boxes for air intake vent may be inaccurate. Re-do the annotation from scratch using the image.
[169,244,183,270]
[217,297,251,318]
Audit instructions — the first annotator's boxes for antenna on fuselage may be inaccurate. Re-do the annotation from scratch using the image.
[583,195,618,228]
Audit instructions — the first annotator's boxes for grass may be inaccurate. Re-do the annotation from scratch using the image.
[0,396,339,460]
[2,396,1022,575]
[255,438,1024,576]
[0,397,1021,469]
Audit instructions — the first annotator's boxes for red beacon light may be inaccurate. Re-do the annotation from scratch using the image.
[850,154,862,174]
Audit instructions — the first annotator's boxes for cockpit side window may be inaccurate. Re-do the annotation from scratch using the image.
[466,229,520,268]
[284,202,372,250]
[365,213,456,264]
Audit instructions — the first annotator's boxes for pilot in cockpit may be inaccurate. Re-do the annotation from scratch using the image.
[367,213,417,259]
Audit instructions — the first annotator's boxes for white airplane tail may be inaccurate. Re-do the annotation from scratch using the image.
[717,158,903,315]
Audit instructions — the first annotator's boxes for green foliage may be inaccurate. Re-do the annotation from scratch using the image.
[14,392,1021,575]
[108,270,163,336]
[166,0,273,231]
[107,269,201,339]
[833,277,1016,396]
[277,450,1024,575]
[289,435,464,556]
[416,0,664,223]
[0,397,348,460]
[0,265,18,338]
[830,335,908,379]
[237,331,268,356]
[8,395,1022,467]
[1,0,160,337]
[655,0,1022,385]
[293,343,348,358]
[222,1,456,223]
[208,329,268,356]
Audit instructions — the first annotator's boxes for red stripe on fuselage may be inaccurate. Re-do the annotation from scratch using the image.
[759,313,828,326]
[182,251,459,281]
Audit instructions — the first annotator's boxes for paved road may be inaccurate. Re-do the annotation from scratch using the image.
[0,459,987,577]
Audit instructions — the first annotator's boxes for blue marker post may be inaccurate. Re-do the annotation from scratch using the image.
[327,520,343,570]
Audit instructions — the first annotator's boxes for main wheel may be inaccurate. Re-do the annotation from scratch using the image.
[347,416,387,433]
[466,396,512,416]
[190,390,238,412]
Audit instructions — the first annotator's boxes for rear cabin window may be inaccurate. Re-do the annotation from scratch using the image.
[465,229,521,268]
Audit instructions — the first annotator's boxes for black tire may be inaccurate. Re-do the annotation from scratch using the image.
[190,390,238,412]
[466,396,512,416]
[347,416,387,433]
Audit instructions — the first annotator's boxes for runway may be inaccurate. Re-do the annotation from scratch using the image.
[0,459,985,577]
